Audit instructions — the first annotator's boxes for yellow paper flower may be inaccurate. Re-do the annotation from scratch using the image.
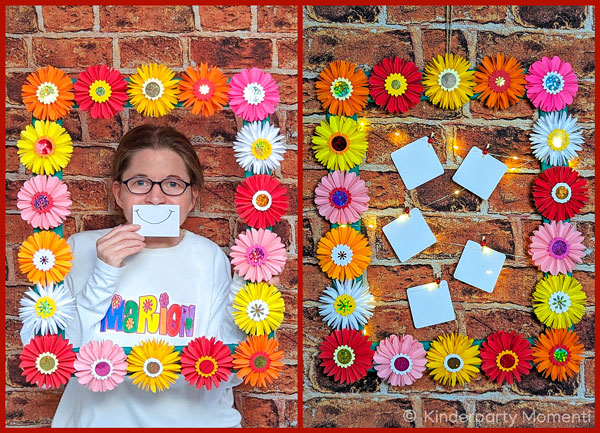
[233,282,285,336]
[423,53,475,110]
[316,226,372,281]
[426,333,481,386]
[127,63,180,117]
[126,339,181,393]
[18,231,73,286]
[533,275,586,329]
[17,120,73,175]
[311,116,368,171]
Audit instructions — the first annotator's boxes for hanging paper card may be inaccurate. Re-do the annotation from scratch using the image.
[407,280,455,329]
[132,205,180,237]
[382,208,436,262]
[452,147,507,200]
[454,240,506,293]
[390,136,444,190]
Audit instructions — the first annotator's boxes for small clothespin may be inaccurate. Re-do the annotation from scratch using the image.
[404,207,410,215]
[428,132,435,146]
[482,143,490,156]
[480,236,487,247]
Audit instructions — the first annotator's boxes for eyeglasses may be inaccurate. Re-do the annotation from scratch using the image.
[121,176,191,196]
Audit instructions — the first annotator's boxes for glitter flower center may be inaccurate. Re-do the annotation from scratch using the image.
[330,188,350,208]
[142,78,165,101]
[551,346,569,365]
[496,350,519,372]
[32,248,56,271]
[250,351,271,372]
[333,345,355,368]
[548,237,570,259]
[548,290,572,314]
[551,183,572,203]
[32,192,53,213]
[143,358,164,378]
[438,69,460,92]
[89,80,112,103]
[330,77,353,101]
[195,355,218,377]
[444,354,464,373]
[35,138,55,156]
[390,353,413,375]
[37,82,59,104]
[243,82,266,105]
[91,359,113,380]
[542,71,565,95]
[333,294,356,316]
[489,70,511,92]
[329,133,349,153]
[246,299,270,322]
[252,190,272,211]
[547,129,570,151]
[384,73,408,97]
[251,139,273,160]
[35,296,56,319]
[330,244,353,266]
[246,245,267,266]
[36,352,59,374]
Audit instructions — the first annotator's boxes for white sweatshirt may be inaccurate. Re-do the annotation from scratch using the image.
[21,228,246,427]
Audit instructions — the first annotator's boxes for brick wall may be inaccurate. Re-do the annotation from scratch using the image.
[302,6,594,428]
[5,5,298,427]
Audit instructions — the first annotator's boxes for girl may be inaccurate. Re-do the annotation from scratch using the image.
[21,124,246,427]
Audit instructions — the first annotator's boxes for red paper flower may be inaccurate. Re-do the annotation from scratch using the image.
[318,328,374,384]
[480,330,533,385]
[235,174,288,229]
[19,334,76,389]
[369,56,423,113]
[180,336,233,390]
[74,65,128,119]
[533,166,587,221]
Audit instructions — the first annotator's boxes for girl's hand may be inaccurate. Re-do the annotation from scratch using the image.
[96,224,145,268]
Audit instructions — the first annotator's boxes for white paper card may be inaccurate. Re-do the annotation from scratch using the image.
[454,240,506,293]
[452,147,507,200]
[407,280,455,329]
[132,205,180,237]
[390,136,444,190]
[382,208,436,262]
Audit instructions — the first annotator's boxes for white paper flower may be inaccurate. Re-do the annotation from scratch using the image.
[19,282,76,336]
[318,279,375,330]
[529,111,583,166]
[233,121,286,174]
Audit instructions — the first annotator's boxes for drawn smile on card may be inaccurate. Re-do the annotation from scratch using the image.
[134,209,175,225]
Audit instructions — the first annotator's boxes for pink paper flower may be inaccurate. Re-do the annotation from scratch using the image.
[17,175,71,230]
[373,334,426,386]
[529,220,586,275]
[74,64,128,119]
[73,340,127,392]
[525,56,578,112]
[228,67,280,122]
[230,228,286,282]
[314,170,369,225]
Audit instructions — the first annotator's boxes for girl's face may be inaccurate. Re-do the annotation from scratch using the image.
[112,148,198,227]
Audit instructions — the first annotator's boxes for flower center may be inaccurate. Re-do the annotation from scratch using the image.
[390,353,413,375]
[243,82,266,105]
[384,73,408,97]
[250,351,271,372]
[333,294,356,316]
[32,192,53,213]
[333,345,355,368]
[444,354,464,372]
[552,347,569,365]
[489,70,511,92]
[142,79,164,100]
[438,69,460,92]
[496,350,519,372]
[551,182,572,203]
[37,352,58,374]
[32,248,56,272]
[247,245,266,265]
[548,290,571,314]
[143,358,163,377]
[329,134,348,153]
[89,80,112,103]
[542,71,565,95]
[35,138,54,156]
[252,190,272,211]
[547,129,570,151]
[93,360,113,379]
[196,356,218,377]
[193,79,214,101]
[330,188,350,208]
[37,82,59,104]
[330,77,353,100]
[35,296,56,319]
[246,299,270,322]
[251,139,273,160]
[548,238,570,259]
[331,244,353,266]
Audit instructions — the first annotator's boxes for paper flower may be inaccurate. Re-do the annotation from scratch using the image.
[235,174,288,229]
[230,228,286,282]
[529,111,583,166]
[473,53,526,110]
[19,282,76,337]
[17,120,73,175]
[233,282,285,335]
[232,334,284,387]
[126,339,181,393]
[180,336,233,390]
[373,334,427,387]
[533,274,586,329]
[74,64,128,119]
[18,231,73,286]
[73,340,127,392]
[316,226,371,281]
[233,121,286,174]
[533,328,584,382]
[19,334,75,389]
[480,330,533,385]
[369,56,423,113]
[533,166,587,221]
[318,279,375,330]
[178,63,229,117]
[318,328,374,384]
[315,60,369,117]
[21,65,74,121]
[422,53,475,110]
[314,170,369,225]
[426,333,481,386]
[526,55,578,112]
[528,220,585,275]
[127,63,179,117]
[17,175,71,230]
[311,116,368,171]
[228,67,279,122]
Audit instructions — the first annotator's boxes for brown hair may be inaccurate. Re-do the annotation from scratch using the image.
[112,124,204,191]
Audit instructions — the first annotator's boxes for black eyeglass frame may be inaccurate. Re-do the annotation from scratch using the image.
[120,176,192,197]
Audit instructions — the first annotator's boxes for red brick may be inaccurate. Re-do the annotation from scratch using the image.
[5,284,30,317]
[6,389,63,426]
[272,219,293,249]
[305,6,380,24]
[32,38,112,69]
[360,170,407,210]
[512,5,588,29]
[190,37,273,70]
[579,176,594,215]
[388,6,506,24]
[86,112,124,143]
[6,146,20,173]
[584,357,594,397]
[6,108,34,140]
[65,179,109,211]
[277,39,298,69]
[474,400,594,427]
[279,257,298,291]
[99,6,194,33]
[422,399,468,427]
[576,128,595,171]
[574,221,594,265]
[181,216,231,247]
[80,214,122,232]
[569,81,594,123]
[237,363,296,394]
[465,308,544,340]
[5,178,25,211]
[201,180,236,214]
[6,351,30,388]
[412,170,481,213]
[119,36,184,69]
[6,38,27,68]
[302,78,322,117]
[572,310,594,349]
[197,6,251,31]
[281,290,298,325]
[302,125,323,169]
[302,306,331,349]
[513,366,578,396]
[272,73,297,106]
[6,318,24,351]
[5,6,38,34]
[571,270,595,304]
[487,173,538,214]
[283,109,298,144]
[422,30,469,63]
[275,326,298,362]
[236,395,279,427]
[302,167,327,212]
[258,6,298,32]
[194,145,241,178]
[279,146,298,179]
[283,399,298,427]
[470,97,535,120]
[368,265,434,302]
[6,72,33,106]
[61,216,77,239]
[62,146,114,178]
[301,263,331,302]
[41,6,94,32]
[5,214,34,246]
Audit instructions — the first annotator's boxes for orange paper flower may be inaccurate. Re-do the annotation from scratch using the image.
[474,53,526,110]
[178,63,229,117]
[316,226,372,281]
[232,334,284,388]
[533,328,584,382]
[18,231,73,286]
[21,66,75,121]
[315,60,369,117]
